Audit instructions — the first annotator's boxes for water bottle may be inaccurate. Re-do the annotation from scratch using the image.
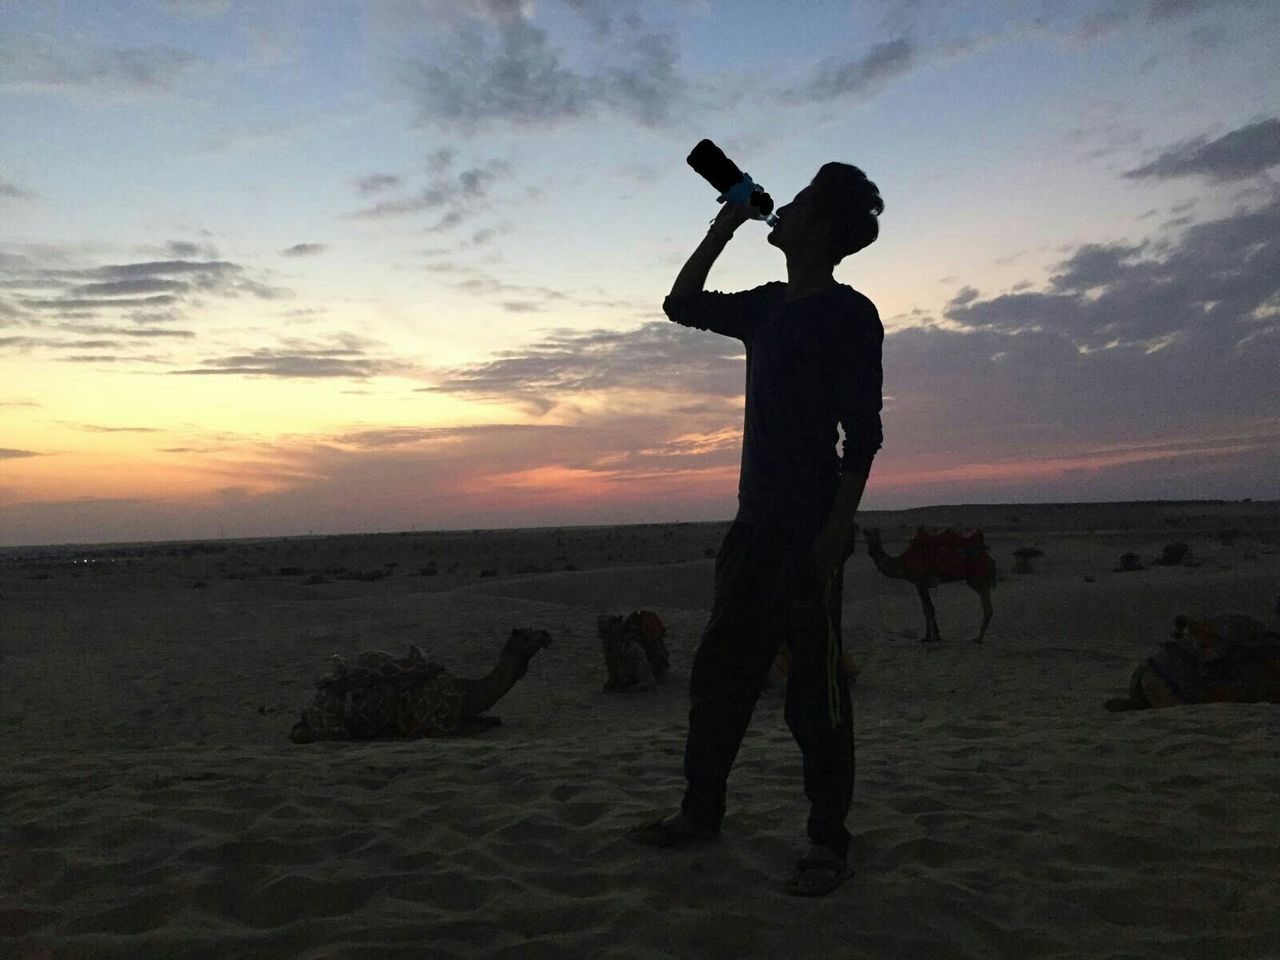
[686,139,777,225]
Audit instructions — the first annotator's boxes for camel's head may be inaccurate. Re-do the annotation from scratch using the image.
[504,627,552,679]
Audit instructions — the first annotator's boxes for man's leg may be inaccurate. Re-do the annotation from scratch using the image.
[784,563,855,861]
[680,522,788,830]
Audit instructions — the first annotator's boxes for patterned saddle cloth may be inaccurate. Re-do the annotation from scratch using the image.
[1147,613,1280,704]
[598,610,670,691]
[298,644,463,739]
[901,528,992,581]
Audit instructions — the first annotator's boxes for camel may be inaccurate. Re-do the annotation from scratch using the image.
[289,628,552,742]
[599,610,670,692]
[1105,608,1280,711]
[863,527,995,643]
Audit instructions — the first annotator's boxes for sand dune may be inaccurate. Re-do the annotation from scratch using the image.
[3,502,1280,959]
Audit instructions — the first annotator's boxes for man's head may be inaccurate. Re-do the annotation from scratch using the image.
[767,162,883,266]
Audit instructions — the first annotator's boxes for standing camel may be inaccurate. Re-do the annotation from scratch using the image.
[863,527,995,643]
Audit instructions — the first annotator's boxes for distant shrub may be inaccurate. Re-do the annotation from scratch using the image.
[478,568,498,577]
[342,569,386,582]
[704,547,717,559]
[1114,552,1144,573]
[419,565,438,577]
[279,566,306,576]
[1012,546,1043,574]
[1216,528,1242,546]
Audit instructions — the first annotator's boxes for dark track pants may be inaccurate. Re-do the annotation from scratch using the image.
[681,521,855,860]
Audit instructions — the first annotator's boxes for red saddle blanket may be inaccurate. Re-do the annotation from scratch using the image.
[901,529,992,581]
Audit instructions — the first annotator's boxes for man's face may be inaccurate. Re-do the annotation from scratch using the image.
[766,184,824,254]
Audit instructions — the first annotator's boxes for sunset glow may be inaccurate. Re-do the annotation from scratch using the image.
[3,1,1278,545]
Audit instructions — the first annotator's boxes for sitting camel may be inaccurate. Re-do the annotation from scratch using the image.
[289,628,552,742]
[863,527,995,643]
[598,610,670,692]
[1105,607,1280,711]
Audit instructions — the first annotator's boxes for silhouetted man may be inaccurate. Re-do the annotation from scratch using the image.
[629,163,885,897]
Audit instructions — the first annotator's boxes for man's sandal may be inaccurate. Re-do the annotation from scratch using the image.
[785,845,852,897]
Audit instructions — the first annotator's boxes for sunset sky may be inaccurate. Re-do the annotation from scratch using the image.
[2,0,1279,546]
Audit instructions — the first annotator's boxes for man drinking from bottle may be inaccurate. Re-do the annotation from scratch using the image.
[628,161,885,898]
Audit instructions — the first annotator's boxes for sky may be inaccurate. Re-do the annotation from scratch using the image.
[2,0,1279,546]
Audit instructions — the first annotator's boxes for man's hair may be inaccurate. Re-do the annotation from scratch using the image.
[811,162,883,264]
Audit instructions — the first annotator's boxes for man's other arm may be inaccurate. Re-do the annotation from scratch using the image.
[813,307,884,578]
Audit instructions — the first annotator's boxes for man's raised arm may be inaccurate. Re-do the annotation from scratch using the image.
[667,203,755,301]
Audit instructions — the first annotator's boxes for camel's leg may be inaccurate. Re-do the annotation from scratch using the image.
[972,580,993,643]
[916,582,940,642]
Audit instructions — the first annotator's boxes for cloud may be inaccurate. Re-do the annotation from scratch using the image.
[174,335,416,380]
[0,407,744,543]
[399,6,684,130]
[349,158,511,229]
[71,278,190,297]
[54,323,195,339]
[426,320,747,414]
[892,190,1280,482]
[0,35,198,96]
[404,17,585,128]
[71,424,163,434]
[1124,118,1280,183]
[790,38,916,103]
[1,256,291,321]
[165,240,218,259]
[280,243,328,257]
[1146,0,1222,19]
[596,17,683,127]
[0,448,39,460]
[940,188,1279,356]
[354,173,403,195]
[0,251,292,364]
[1,177,33,199]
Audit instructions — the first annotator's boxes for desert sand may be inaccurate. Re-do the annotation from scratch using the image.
[3,501,1279,959]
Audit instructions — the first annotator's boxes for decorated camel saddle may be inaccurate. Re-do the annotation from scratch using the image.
[289,628,552,742]
[1105,607,1280,711]
[900,527,993,583]
[598,610,670,692]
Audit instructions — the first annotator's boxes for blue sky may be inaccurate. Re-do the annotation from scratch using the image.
[2,0,1279,545]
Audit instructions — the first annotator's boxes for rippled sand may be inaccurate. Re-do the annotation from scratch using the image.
[4,502,1279,959]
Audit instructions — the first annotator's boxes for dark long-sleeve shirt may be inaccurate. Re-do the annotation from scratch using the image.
[664,281,883,534]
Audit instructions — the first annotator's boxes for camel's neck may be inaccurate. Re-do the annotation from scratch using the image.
[459,652,525,717]
[867,540,908,579]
